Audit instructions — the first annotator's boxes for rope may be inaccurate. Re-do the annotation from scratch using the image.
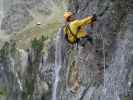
[95,31,106,91]
[101,33,106,88]
[99,32,106,93]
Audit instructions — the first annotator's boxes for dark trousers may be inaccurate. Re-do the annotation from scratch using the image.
[78,35,93,46]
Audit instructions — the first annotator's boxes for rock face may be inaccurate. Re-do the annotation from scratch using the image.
[1,3,33,34]
[0,39,55,100]
[56,0,133,100]
[0,0,133,100]
[0,0,58,34]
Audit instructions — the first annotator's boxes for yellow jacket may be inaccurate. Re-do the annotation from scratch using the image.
[64,16,93,43]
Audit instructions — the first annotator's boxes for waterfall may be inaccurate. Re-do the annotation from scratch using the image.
[10,56,24,91]
[18,49,28,75]
[10,49,28,91]
[18,49,28,91]
[52,28,63,100]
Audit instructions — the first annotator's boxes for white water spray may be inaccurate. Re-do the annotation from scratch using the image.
[10,49,28,91]
[18,49,28,91]
[18,48,28,74]
[52,28,63,100]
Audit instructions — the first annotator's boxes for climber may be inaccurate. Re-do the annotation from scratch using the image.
[63,11,97,46]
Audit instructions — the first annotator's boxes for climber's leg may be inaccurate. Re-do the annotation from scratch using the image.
[78,35,93,47]
[86,35,93,45]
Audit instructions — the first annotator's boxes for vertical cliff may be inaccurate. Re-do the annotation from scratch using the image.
[0,37,55,100]
[0,0,133,100]
[56,0,133,100]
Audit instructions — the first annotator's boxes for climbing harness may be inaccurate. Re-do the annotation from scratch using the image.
[64,23,80,44]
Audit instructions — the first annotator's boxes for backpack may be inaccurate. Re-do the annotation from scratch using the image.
[64,23,79,44]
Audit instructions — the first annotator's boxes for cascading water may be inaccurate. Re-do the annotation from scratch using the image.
[52,28,63,100]
[18,49,28,91]
[18,49,28,75]
[10,49,28,91]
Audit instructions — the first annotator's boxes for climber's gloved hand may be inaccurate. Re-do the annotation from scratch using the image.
[92,14,97,22]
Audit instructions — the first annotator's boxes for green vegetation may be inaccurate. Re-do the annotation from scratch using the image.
[0,40,17,58]
[25,79,34,97]
[31,35,46,50]
[0,91,4,96]
[0,42,9,58]
[10,40,17,57]
[0,88,7,96]
[124,96,129,100]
